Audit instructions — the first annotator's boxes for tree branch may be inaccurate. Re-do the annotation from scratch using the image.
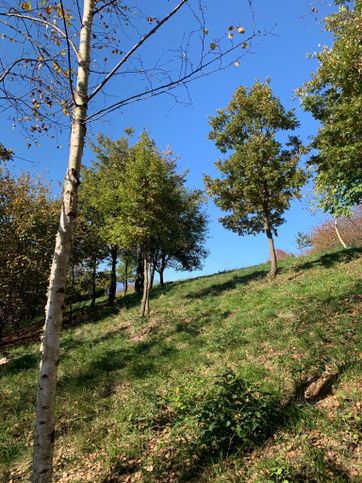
[0,11,79,59]
[86,34,258,122]
[87,0,189,102]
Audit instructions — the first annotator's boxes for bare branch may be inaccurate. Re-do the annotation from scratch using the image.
[88,0,189,101]
[0,11,79,59]
[86,33,259,122]
[59,0,76,104]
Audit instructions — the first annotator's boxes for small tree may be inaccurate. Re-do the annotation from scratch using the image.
[205,81,307,277]
[296,231,313,254]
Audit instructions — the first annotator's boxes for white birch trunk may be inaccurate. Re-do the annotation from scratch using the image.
[32,1,94,481]
[334,219,348,249]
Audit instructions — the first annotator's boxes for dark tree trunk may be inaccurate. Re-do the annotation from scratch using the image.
[159,269,164,287]
[90,256,97,310]
[159,254,167,287]
[264,218,277,278]
[150,264,155,290]
[124,257,128,296]
[108,244,118,305]
[135,246,144,295]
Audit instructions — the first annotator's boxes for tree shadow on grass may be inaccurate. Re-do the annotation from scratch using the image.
[186,269,268,300]
[108,365,353,483]
[295,247,362,273]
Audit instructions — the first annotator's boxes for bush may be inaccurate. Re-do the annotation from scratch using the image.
[193,370,279,454]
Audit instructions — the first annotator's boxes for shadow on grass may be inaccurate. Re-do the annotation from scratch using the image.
[107,364,353,482]
[295,247,362,272]
[186,269,268,300]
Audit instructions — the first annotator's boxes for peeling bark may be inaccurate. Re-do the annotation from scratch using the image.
[32,1,95,481]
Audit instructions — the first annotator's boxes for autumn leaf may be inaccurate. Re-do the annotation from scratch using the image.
[210,42,217,51]
[242,41,248,49]
[237,26,245,34]
[21,2,31,11]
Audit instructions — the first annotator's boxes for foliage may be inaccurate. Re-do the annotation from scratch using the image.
[156,187,209,275]
[205,81,306,276]
[310,207,362,252]
[275,249,294,260]
[206,80,306,236]
[0,162,59,339]
[0,144,13,161]
[296,231,313,253]
[193,369,278,454]
[298,0,362,216]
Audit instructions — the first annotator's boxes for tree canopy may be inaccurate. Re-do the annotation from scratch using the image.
[298,0,362,216]
[205,80,306,276]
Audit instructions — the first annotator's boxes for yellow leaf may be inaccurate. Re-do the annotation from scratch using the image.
[242,41,248,49]
[21,2,31,11]
[228,32,233,39]
[237,26,245,34]
[60,50,66,56]
[210,42,217,51]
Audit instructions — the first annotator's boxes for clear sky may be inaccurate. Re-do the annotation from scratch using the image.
[1,0,335,282]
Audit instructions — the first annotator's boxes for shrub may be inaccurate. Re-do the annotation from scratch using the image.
[193,370,279,454]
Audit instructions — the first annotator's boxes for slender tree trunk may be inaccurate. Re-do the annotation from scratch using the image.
[159,254,167,287]
[159,268,165,287]
[140,257,151,317]
[108,244,118,305]
[264,218,277,278]
[32,2,95,481]
[90,256,97,310]
[135,246,144,295]
[123,257,128,296]
[150,264,155,290]
[334,219,348,249]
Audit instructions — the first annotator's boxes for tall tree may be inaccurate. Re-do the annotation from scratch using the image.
[109,132,180,316]
[82,133,132,305]
[205,81,306,277]
[298,0,362,217]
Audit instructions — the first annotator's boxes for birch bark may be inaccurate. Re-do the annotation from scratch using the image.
[32,1,95,480]
[334,219,348,249]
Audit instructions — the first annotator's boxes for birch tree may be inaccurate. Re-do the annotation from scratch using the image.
[0,1,259,479]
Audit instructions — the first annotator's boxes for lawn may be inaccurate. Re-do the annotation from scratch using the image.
[1,247,361,482]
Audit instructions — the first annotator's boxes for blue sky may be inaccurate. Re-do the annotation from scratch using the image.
[1,0,336,282]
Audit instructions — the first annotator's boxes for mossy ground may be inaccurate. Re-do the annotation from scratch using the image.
[1,248,361,482]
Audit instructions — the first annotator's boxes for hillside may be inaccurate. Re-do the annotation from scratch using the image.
[1,248,362,482]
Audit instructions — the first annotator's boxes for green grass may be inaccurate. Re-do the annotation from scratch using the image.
[1,247,361,482]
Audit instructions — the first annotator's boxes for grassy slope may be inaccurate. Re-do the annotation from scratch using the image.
[1,248,361,482]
